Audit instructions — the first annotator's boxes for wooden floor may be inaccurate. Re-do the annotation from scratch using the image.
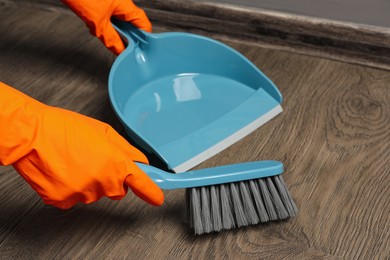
[0,4,389,259]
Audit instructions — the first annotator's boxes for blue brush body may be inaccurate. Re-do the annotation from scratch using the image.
[135,161,283,190]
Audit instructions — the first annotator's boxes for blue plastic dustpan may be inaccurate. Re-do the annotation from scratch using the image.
[108,19,283,172]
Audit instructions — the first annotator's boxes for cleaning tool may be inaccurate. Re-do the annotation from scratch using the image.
[0,82,164,209]
[108,20,297,234]
[137,161,298,235]
[109,19,283,172]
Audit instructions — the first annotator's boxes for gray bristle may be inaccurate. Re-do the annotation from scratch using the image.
[275,175,298,216]
[186,175,298,235]
[220,184,235,230]
[200,187,213,233]
[266,177,289,219]
[239,182,259,225]
[248,180,269,222]
[210,185,222,231]
[258,178,278,220]
[190,188,203,234]
[230,182,248,227]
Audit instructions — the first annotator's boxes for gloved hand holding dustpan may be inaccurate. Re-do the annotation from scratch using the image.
[62,0,153,55]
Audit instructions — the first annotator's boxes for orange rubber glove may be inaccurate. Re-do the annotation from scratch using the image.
[62,0,152,55]
[0,82,164,209]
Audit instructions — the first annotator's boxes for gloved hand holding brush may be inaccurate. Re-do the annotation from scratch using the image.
[0,82,164,209]
[62,0,152,55]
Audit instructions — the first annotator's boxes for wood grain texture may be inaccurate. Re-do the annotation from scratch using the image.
[0,5,389,260]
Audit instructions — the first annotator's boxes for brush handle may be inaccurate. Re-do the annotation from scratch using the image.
[135,161,283,190]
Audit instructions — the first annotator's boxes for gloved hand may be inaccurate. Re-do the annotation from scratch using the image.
[0,82,164,209]
[62,0,152,55]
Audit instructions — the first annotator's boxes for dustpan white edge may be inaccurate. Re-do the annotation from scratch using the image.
[172,105,283,173]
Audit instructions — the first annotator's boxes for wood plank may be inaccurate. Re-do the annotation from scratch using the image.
[0,5,389,260]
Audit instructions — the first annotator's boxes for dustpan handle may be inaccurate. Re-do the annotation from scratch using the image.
[111,18,148,49]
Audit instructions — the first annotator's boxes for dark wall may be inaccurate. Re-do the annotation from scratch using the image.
[187,0,390,28]
[3,0,390,28]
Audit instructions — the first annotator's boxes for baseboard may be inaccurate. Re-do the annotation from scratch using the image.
[2,0,390,70]
[137,0,390,70]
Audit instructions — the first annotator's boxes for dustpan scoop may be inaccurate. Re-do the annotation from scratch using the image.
[108,19,283,172]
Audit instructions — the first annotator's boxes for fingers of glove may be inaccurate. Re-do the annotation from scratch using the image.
[112,0,152,32]
[62,1,125,55]
[13,157,105,210]
[125,164,164,206]
[95,21,126,55]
